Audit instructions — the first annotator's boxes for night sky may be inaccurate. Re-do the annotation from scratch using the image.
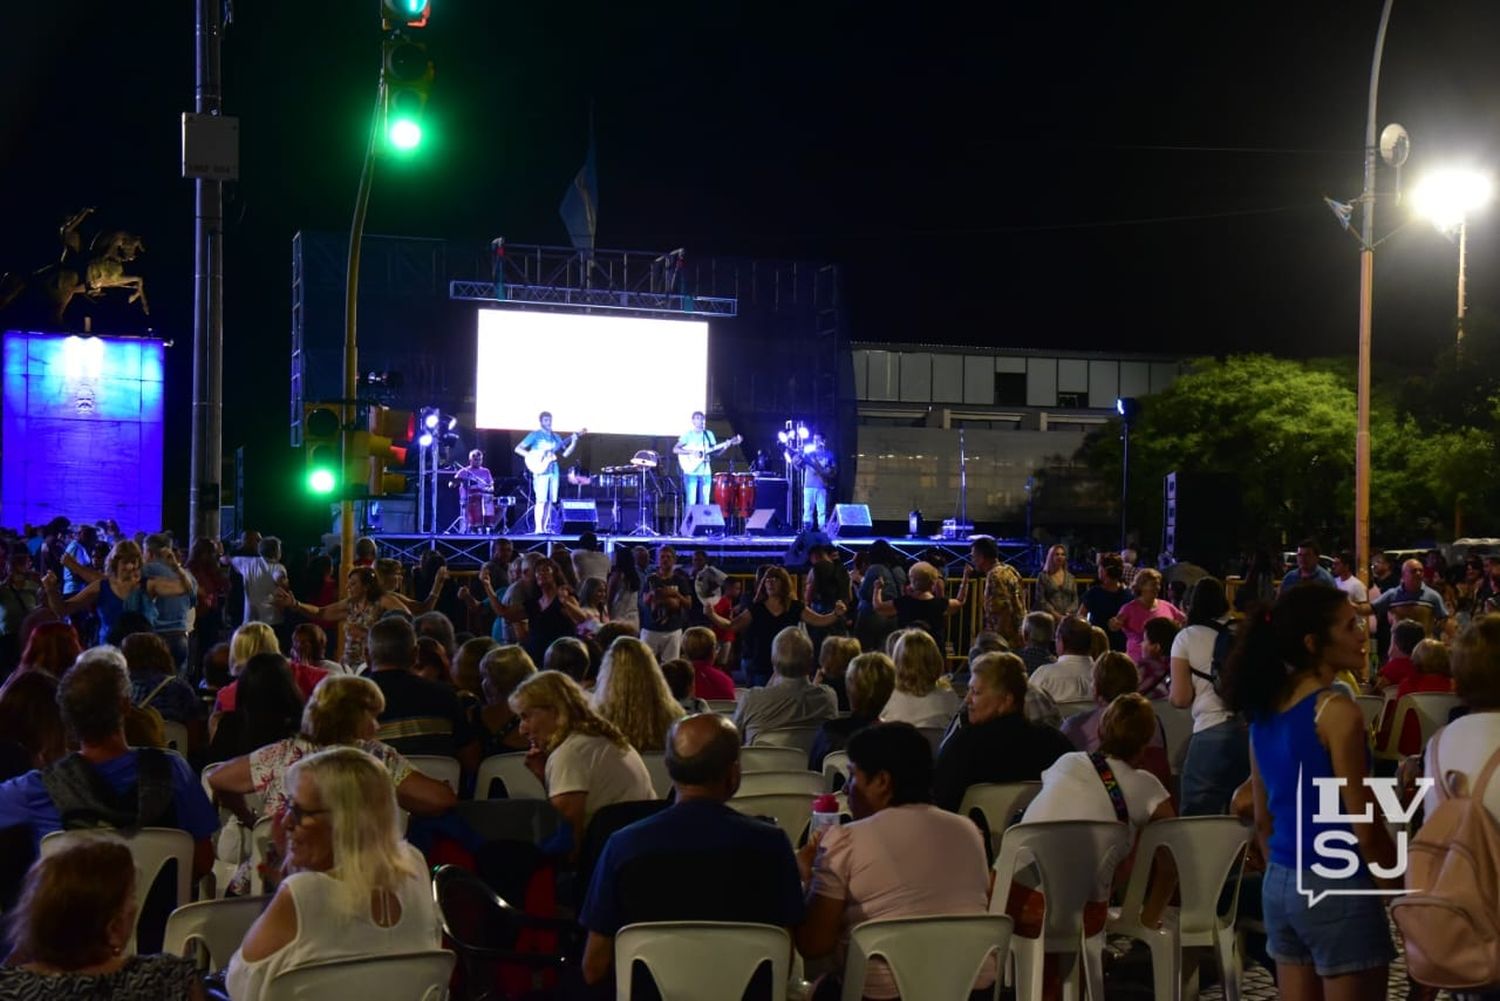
[5,1,1500,532]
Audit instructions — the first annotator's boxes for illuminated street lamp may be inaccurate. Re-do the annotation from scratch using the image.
[1411,167,1493,347]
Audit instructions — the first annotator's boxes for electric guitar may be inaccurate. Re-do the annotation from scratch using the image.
[523,429,586,475]
[676,434,742,473]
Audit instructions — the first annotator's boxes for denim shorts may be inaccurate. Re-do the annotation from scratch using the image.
[1261,862,1396,976]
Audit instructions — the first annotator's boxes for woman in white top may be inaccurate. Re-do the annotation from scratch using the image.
[510,670,655,855]
[1168,578,1250,816]
[880,628,960,729]
[1424,615,1500,823]
[226,746,442,1000]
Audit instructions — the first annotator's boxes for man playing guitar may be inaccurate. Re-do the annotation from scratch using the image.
[514,411,584,534]
[453,449,497,533]
[672,411,741,508]
[796,431,836,529]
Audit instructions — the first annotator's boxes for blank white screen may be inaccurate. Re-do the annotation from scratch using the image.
[474,310,709,435]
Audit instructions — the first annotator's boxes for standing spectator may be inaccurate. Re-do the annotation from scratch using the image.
[1033,544,1080,619]
[1235,549,1279,613]
[1368,551,1402,660]
[870,561,967,653]
[1279,539,1337,594]
[809,652,895,773]
[970,536,1026,648]
[274,566,406,669]
[571,532,611,587]
[606,548,642,631]
[0,545,41,678]
[229,536,289,638]
[1109,568,1186,662]
[1332,549,1369,607]
[855,540,908,653]
[1030,616,1095,703]
[1016,611,1058,675]
[143,534,197,675]
[1222,585,1395,997]
[42,541,192,644]
[804,542,853,650]
[1168,577,1249,816]
[590,637,685,752]
[881,629,960,729]
[186,539,230,672]
[733,628,838,745]
[1120,547,1141,587]
[638,547,695,663]
[706,566,845,687]
[1081,553,1130,652]
[1362,559,1452,630]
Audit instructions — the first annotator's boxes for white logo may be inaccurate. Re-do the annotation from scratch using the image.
[1294,766,1434,906]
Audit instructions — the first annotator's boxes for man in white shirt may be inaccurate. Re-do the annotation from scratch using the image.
[571,531,610,585]
[1029,615,1095,703]
[1332,549,1369,605]
[229,536,288,630]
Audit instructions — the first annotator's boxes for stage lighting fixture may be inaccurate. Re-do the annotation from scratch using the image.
[422,409,440,430]
[446,415,457,431]
[777,430,790,445]
[417,431,434,448]
[797,423,810,440]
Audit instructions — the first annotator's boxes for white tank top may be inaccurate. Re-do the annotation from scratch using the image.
[225,843,441,1000]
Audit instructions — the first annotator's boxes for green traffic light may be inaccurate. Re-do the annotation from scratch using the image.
[388,118,422,150]
[308,468,337,495]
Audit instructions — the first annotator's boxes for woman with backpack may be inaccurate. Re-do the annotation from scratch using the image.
[1222,585,1396,1000]
[1168,578,1249,815]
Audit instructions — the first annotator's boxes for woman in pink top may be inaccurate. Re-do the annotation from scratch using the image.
[1108,568,1185,661]
[795,722,995,1000]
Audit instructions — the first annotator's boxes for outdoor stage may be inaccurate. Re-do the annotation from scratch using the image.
[368,531,1040,571]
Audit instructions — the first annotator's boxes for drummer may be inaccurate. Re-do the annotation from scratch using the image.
[672,411,718,509]
[455,449,496,533]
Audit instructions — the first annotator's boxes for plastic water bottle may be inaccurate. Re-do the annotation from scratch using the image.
[810,793,840,842]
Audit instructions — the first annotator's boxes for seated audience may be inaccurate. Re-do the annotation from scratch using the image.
[1030,615,1096,704]
[733,627,838,744]
[227,747,442,999]
[476,645,537,755]
[590,636,685,752]
[413,609,457,662]
[1424,615,1500,828]
[681,625,737,701]
[206,651,304,764]
[1378,637,1455,755]
[543,635,592,683]
[122,632,203,738]
[1376,619,1426,690]
[14,621,81,681]
[1018,611,1058,674]
[1061,652,1171,789]
[809,652,895,773]
[0,671,65,781]
[1136,617,1178,699]
[215,622,322,713]
[662,658,709,714]
[414,636,453,685]
[880,628,960,729]
[289,622,345,676]
[580,714,804,990]
[933,652,1074,812]
[796,722,995,1000]
[816,635,862,712]
[0,649,217,876]
[366,617,481,771]
[510,670,656,854]
[0,838,203,1000]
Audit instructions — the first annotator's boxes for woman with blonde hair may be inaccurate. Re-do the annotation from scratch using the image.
[881,628,960,728]
[704,565,846,686]
[40,539,194,645]
[477,644,537,754]
[590,636,685,752]
[810,651,897,771]
[511,670,654,853]
[871,560,970,653]
[210,673,456,893]
[1108,568,1185,662]
[227,747,442,999]
[214,621,329,715]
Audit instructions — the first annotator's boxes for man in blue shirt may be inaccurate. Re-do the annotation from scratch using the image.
[579,713,805,990]
[1280,539,1338,594]
[1360,558,1452,625]
[0,648,218,876]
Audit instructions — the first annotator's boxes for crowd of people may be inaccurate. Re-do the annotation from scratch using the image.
[0,516,1499,999]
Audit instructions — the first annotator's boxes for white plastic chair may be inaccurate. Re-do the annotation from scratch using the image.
[638,752,673,798]
[957,782,1043,857]
[475,752,546,800]
[1106,816,1250,1001]
[1151,699,1194,774]
[164,895,270,971]
[41,827,195,954]
[1055,700,1095,719]
[991,820,1131,1001]
[260,949,456,1001]
[821,750,849,791]
[740,745,809,772]
[707,699,739,715]
[405,754,462,793]
[841,914,1012,1001]
[162,720,190,753]
[1380,692,1461,761]
[727,793,814,844]
[752,726,821,754]
[1355,694,1385,732]
[735,770,824,798]
[614,921,789,1000]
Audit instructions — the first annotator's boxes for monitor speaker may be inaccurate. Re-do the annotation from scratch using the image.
[560,499,598,532]
[680,504,726,537]
[745,508,789,536]
[825,503,872,538]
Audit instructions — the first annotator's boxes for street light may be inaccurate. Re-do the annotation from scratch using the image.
[1411,167,1493,347]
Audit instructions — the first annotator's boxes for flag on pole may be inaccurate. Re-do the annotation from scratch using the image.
[560,128,598,254]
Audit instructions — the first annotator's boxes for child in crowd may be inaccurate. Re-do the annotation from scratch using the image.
[1137,617,1178,700]
[1378,637,1453,755]
[661,657,709,714]
[1376,619,1426,690]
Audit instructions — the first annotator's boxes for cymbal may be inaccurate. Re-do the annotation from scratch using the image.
[630,450,659,468]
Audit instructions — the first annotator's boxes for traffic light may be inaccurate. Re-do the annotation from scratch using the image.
[367,406,411,496]
[381,0,430,29]
[303,403,342,496]
[382,34,434,153]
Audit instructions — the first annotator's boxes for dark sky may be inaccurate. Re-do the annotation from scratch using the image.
[5,1,1500,526]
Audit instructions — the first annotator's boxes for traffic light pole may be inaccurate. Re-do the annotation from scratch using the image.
[341,80,382,597]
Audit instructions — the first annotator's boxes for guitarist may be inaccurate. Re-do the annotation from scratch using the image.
[799,432,836,529]
[514,411,579,534]
[672,411,720,508]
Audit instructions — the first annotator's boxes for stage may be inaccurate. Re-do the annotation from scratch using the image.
[367,531,1040,571]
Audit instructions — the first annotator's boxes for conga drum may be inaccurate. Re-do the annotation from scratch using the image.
[732,473,757,518]
[479,492,498,528]
[464,490,486,529]
[712,472,735,518]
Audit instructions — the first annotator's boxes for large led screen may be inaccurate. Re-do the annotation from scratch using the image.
[2,331,164,532]
[474,310,708,435]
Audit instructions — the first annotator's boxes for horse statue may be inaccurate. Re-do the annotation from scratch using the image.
[84,229,149,315]
[0,210,149,322]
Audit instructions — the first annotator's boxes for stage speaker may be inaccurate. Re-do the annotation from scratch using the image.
[680,504,726,537]
[825,503,872,538]
[1163,471,1241,575]
[745,508,789,536]
[560,500,598,533]
[370,497,417,534]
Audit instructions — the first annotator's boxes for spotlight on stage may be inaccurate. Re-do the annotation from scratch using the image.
[777,430,790,445]
[446,415,458,431]
[797,422,810,441]
[422,407,440,431]
[417,431,434,448]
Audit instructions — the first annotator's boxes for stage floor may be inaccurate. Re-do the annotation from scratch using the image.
[368,532,1038,570]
